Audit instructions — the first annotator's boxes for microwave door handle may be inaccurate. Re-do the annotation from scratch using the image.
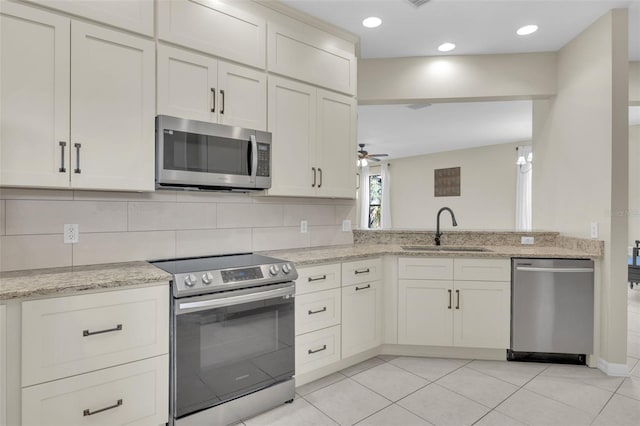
[250,134,258,181]
[176,285,295,315]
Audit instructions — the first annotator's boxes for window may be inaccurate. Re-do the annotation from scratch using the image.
[368,174,382,229]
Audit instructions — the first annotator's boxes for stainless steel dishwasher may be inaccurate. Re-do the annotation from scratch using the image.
[508,258,594,364]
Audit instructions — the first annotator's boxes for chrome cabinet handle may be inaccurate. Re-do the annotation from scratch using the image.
[308,307,327,315]
[58,141,67,172]
[318,168,322,188]
[83,399,123,416]
[83,324,123,337]
[211,88,216,112]
[308,345,327,354]
[220,89,225,114]
[312,167,316,187]
[354,268,370,275]
[74,143,81,174]
[355,284,371,291]
[448,289,452,309]
[308,274,327,282]
[456,289,460,310]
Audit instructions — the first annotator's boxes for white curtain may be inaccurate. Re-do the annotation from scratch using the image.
[515,146,532,231]
[359,166,370,228]
[381,163,392,229]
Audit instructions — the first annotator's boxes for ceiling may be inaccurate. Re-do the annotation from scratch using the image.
[282,0,640,160]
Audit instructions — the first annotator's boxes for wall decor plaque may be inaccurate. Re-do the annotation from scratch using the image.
[434,167,461,197]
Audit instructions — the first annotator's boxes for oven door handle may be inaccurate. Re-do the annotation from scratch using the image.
[176,285,294,315]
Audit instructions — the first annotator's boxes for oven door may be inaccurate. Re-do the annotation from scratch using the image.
[171,283,295,420]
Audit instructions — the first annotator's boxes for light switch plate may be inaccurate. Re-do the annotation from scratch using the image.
[590,222,598,239]
[64,224,79,244]
[300,220,308,233]
[521,236,534,245]
[342,219,352,232]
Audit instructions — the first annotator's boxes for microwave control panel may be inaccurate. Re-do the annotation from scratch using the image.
[257,143,270,177]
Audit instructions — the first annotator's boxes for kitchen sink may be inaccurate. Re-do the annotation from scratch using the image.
[401,246,491,252]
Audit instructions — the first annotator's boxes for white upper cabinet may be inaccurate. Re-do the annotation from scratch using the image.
[157,0,266,70]
[21,0,154,36]
[157,44,267,130]
[268,15,357,95]
[0,2,71,188]
[70,21,155,191]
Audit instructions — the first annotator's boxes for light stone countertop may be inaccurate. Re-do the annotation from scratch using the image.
[0,261,171,301]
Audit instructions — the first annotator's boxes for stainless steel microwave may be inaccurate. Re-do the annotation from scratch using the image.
[155,115,271,191]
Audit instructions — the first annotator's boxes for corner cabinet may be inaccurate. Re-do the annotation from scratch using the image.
[0,2,155,191]
[267,76,356,198]
[398,258,511,349]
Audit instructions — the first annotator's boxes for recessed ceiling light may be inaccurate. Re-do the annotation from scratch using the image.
[517,24,538,36]
[362,17,382,28]
[437,42,456,52]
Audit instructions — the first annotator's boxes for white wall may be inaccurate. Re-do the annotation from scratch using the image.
[533,10,629,366]
[631,125,640,245]
[0,188,355,272]
[388,141,523,231]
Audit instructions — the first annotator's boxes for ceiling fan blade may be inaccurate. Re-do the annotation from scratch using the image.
[368,154,389,157]
[368,156,382,162]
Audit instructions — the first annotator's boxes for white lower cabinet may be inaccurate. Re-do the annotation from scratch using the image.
[21,355,168,426]
[295,325,341,376]
[341,280,382,358]
[296,288,341,335]
[398,279,454,346]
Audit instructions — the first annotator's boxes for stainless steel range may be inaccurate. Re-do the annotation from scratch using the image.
[151,253,297,426]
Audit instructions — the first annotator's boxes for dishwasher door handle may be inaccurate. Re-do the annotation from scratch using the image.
[516,266,594,273]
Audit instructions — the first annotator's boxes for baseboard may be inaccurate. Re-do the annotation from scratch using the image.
[597,358,629,376]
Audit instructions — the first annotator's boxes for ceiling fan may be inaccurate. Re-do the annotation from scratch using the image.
[358,143,389,163]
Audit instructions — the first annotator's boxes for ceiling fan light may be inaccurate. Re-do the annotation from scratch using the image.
[516,155,526,165]
[361,158,369,167]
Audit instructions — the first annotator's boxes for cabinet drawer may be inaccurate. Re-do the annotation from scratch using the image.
[398,257,454,280]
[22,285,169,386]
[342,258,382,286]
[296,263,341,295]
[22,355,168,426]
[295,325,341,375]
[296,288,341,335]
[454,258,510,282]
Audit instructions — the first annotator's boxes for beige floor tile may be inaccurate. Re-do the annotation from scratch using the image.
[541,364,624,392]
[305,379,391,426]
[631,359,640,377]
[524,374,613,416]
[617,377,640,401]
[340,357,385,377]
[592,394,640,426]
[629,310,640,334]
[627,357,639,373]
[496,388,593,426]
[352,363,429,402]
[466,360,547,387]
[435,366,519,408]
[389,356,469,381]
[244,397,337,426]
[628,331,640,359]
[296,373,346,396]
[473,410,526,426]
[356,404,433,426]
[398,383,489,426]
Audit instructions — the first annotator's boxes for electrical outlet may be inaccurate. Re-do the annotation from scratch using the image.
[342,219,352,232]
[64,224,79,244]
[521,236,534,245]
[590,222,598,239]
[300,220,308,233]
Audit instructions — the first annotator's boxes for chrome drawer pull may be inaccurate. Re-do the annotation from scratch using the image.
[308,307,327,315]
[308,274,327,282]
[308,345,327,354]
[355,284,371,291]
[83,398,123,416]
[354,268,370,275]
[83,324,123,337]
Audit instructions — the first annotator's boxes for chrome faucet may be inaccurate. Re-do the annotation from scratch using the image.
[435,207,457,246]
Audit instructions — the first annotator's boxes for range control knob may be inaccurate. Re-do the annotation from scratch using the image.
[202,272,214,285]
[282,263,292,274]
[269,265,280,276]
[184,274,197,287]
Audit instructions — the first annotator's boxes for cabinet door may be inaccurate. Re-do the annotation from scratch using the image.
[341,281,382,358]
[157,44,218,123]
[267,76,316,196]
[218,61,267,131]
[0,2,70,188]
[453,281,510,349]
[398,280,453,346]
[316,89,356,198]
[70,21,155,191]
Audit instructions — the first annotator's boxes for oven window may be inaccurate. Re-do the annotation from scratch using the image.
[174,295,294,418]
[163,130,250,176]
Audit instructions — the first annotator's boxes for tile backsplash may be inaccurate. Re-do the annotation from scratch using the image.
[0,188,355,272]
